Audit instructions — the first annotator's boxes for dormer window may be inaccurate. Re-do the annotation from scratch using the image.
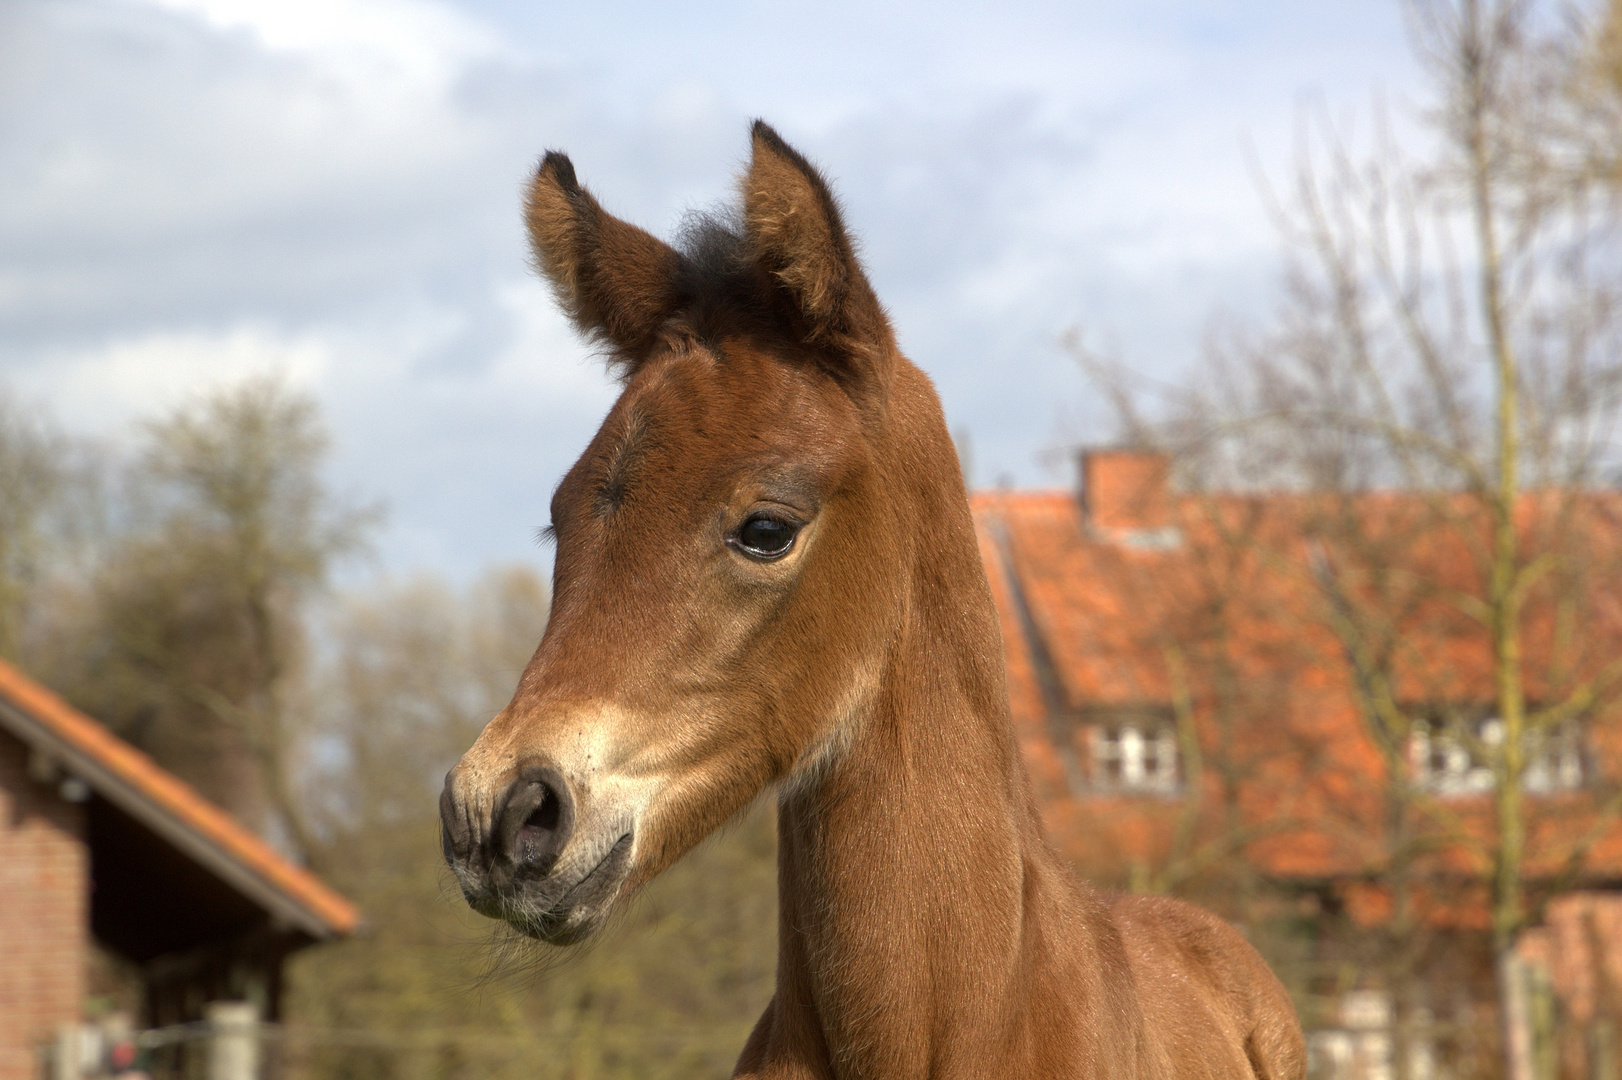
[1088,713,1180,796]
[1409,711,1584,797]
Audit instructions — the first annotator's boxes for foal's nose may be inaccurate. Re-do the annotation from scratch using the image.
[440,763,577,880]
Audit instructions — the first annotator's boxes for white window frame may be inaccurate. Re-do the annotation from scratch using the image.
[1089,718,1180,796]
[1409,712,1584,798]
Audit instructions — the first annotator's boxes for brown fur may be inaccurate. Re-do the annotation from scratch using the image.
[441,121,1307,1080]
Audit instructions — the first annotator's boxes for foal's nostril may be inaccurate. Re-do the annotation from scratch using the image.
[516,790,561,862]
[495,765,576,877]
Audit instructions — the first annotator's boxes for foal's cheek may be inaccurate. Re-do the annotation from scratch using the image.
[682,561,795,653]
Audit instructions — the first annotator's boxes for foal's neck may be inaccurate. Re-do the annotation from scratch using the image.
[771,512,1050,1075]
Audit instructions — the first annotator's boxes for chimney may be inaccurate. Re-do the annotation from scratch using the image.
[1079,449,1177,546]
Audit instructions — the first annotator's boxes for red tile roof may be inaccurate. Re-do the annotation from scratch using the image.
[972,477,1622,908]
[0,656,359,939]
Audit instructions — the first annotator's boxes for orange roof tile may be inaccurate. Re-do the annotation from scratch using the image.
[971,482,1622,903]
[0,655,359,939]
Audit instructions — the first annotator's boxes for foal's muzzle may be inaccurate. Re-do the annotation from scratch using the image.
[439,761,633,943]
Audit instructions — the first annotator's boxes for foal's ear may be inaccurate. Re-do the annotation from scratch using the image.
[742,121,890,350]
[525,152,685,359]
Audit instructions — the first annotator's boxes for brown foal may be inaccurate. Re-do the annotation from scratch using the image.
[440,122,1306,1080]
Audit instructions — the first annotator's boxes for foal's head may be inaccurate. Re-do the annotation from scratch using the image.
[440,123,960,943]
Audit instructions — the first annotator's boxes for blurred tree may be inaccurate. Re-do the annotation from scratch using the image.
[0,388,102,665]
[1572,0,1622,181]
[0,391,66,659]
[67,378,374,855]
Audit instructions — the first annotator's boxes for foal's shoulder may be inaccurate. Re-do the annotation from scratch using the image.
[1109,890,1236,933]
[1106,894,1308,1080]
[1106,893,1265,980]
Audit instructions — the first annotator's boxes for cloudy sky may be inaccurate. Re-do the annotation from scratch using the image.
[1,0,1422,580]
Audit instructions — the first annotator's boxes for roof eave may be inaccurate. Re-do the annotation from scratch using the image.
[0,695,346,941]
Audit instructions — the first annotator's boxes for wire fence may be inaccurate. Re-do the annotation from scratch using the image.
[48,989,1622,1080]
[51,1008,761,1080]
[276,1022,758,1080]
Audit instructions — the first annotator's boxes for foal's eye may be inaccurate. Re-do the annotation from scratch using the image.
[732,515,800,560]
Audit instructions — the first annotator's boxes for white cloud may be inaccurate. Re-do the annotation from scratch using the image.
[131,0,507,85]
[4,0,506,263]
[21,325,331,436]
[1,0,1428,575]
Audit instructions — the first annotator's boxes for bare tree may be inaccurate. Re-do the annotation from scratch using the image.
[0,389,103,664]
[1081,1,1622,1074]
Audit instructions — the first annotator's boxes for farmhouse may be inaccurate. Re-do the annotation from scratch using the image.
[972,451,1622,1074]
[0,657,358,1080]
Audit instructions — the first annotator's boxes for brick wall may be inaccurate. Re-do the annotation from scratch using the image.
[0,732,87,1080]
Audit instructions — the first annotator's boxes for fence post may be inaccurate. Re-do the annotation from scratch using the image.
[52,1025,81,1080]
[1592,1017,1618,1080]
[206,1002,260,1080]
[1503,954,1536,1080]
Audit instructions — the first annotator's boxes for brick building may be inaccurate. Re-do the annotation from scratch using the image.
[0,658,358,1080]
[972,451,1622,1073]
